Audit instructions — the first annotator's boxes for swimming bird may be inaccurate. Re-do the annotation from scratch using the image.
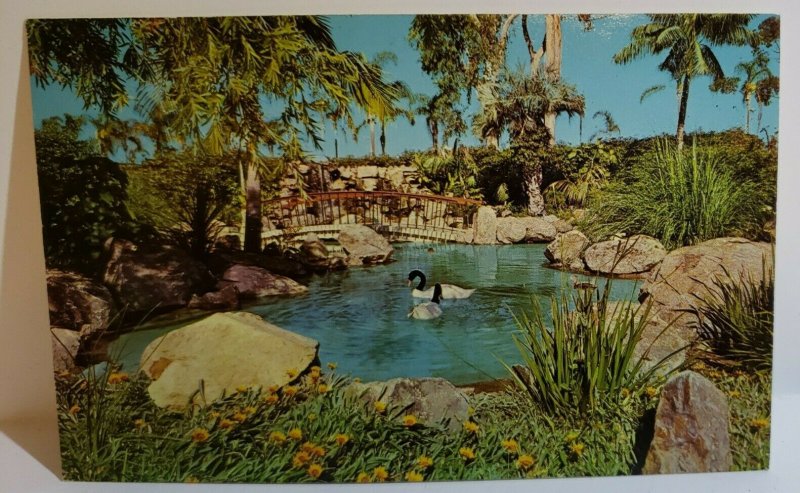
[407,270,475,299]
[408,283,443,320]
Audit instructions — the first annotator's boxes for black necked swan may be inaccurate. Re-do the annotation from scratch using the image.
[408,283,443,320]
[407,270,475,299]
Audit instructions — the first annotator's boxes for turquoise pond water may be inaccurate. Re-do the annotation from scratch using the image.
[111,243,640,385]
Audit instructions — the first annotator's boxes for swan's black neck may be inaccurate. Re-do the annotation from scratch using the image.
[432,283,442,304]
[408,270,426,290]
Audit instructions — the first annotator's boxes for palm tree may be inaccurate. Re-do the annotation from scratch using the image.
[735,52,772,134]
[614,14,754,148]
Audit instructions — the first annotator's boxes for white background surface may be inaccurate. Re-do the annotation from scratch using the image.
[1,1,798,492]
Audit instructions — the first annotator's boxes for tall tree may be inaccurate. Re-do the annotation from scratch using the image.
[614,14,754,149]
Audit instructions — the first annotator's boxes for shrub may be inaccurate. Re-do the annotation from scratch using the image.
[694,262,774,370]
[582,140,762,249]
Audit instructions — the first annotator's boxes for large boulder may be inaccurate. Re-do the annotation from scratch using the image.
[103,239,215,313]
[46,269,115,337]
[639,237,773,333]
[644,371,732,474]
[544,230,590,271]
[520,217,558,242]
[218,264,308,298]
[347,377,469,433]
[472,206,498,245]
[140,312,319,409]
[495,217,527,244]
[51,327,81,373]
[337,224,393,265]
[298,233,346,272]
[542,215,573,233]
[583,235,666,276]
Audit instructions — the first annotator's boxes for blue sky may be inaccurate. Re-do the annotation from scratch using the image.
[30,14,779,160]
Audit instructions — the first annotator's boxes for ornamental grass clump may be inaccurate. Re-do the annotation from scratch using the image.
[505,267,680,416]
[694,261,774,371]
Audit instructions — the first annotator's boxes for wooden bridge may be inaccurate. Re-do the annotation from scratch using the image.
[261,191,482,245]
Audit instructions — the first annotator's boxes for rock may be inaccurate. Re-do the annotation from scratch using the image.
[542,215,574,233]
[584,235,666,275]
[644,371,732,474]
[499,208,513,218]
[459,228,474,244]
[213,234,241,251]
[357,165,379,178]
[337,224,393,265]
[46,269,115,336]
[299,233,346,272]
[496,217,527,244]
[218,264,308,298]
[347,377,470,433]
[187,285,241,311]
[639,237,773,334]
[51,328,81,373]
[361,178,380,191]
[207,250,308,280]
[103,239,215,313]
[544,230,590,271]
[140,312,319,409]
[520,217,558,242]
[472,206,498,245]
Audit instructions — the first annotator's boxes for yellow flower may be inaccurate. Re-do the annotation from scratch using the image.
[317,384,329,394]
[645,386,659,398]
[133,418,146,429]
[209,411,220,419]
[569,442,586,457]
[516,454,535,470]
[327,362,338,370]
[334,433,350,446]
[264,393,279,405]
[236,385,249,393]
[728,390,741,399]
[750,417,770,430]
[463,420,479,434]
[501,438,519,454]
[184,476,199,483]
[292,451,311,468]
[269,431,286,444]
[301,441,316,453]
[310,365,321,374]
[244,406,257,415]
[356,472,371,483]
[68,404,80,415]
[402,415,418,427]
[404,470,424,482]
[373,466,389,482]
[107,372,129,385]
[564,431,580,443]
[190,428,210,443]
[620,388,630,398]
[307,463,323,479]
[232,412,247,423]
[267,384,279,393]
[307,413,317,422]
[288,428,303,441]
[312,446,326,458]
[287,368,298,379]
[219,418,235,429]
[416,455,433,469]
[467,406,475,416]
[459,447,476,460]
[374,401,387,414]
[283,385,298,397]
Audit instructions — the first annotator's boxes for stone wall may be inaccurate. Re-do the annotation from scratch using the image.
[278,162,428,197]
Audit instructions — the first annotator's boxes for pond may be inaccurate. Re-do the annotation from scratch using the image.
[111,243,641,386]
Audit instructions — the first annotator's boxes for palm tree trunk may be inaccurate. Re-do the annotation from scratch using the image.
[380,122,387,155]
[544,15,562,147]
[745,96,752,134]
[525,164,545,216]
[428,117,439,153]
[369,116,376,157]
[243,162,262,253]
[757,101,764,136]
[676,75,690,150]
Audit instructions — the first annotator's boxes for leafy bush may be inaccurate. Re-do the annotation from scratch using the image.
[125,152,241,257]
[582,141,762,249]
[505,278,676,417]
[34,115,141,273]
[414,148,482,199]
[695,262,774,370]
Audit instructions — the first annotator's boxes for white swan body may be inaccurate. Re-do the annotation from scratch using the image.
[409,283,444,320]
[407,270,475,299]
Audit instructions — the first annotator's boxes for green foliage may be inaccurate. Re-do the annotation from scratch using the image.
[125,152,241,257]
[505,279,674,416]
[546,141,617,208]
[414,148,482,199]
[57,361,658,483]
[34,116,139,273]
[583,140,763,249]
[695,263,774,371]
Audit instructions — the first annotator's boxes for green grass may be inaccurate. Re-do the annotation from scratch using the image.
[582,141,761,249]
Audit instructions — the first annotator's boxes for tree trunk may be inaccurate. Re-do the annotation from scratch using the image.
[676,75,690,150]
[544,15,562,147]
[380,123,386,155]
[524,164,545,216]
[428,117,439,153]
[757,101,764,136]
[745,95,751,134]
[369,116,376,157]
[243,162,262,253]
